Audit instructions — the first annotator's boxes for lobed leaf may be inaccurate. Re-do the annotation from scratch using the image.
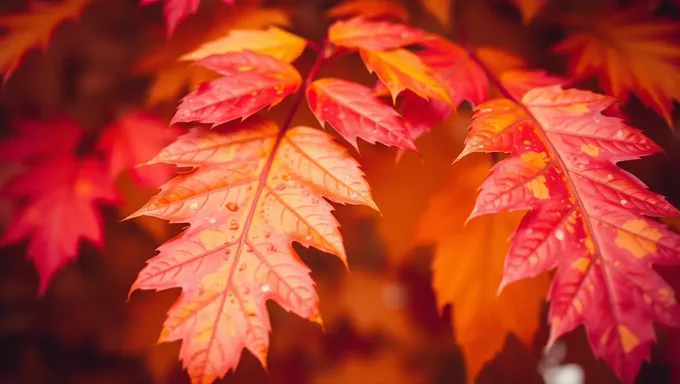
[0,156,117,294]
[457,85,680,383]
[171,50,301,127]
[128,117,377,383]
[0,0,91,82]
[306,78,417,152]
[416,155,549,384]
[180,26,307,63]
[553,5,680,127]
[359,48,452,105]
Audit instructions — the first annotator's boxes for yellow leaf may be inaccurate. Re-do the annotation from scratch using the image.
[359,48,452,105]
[180,26,307,63]
[0,0,91,81]
[414,155,549,384]
[137,4,292,104]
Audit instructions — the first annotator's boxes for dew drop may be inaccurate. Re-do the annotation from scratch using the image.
[238,263,247,271]
[246,246,254,253]
[207,217,216,224]
[620,199,628,206]
[606,174,613,181]
[226,202,239,211]
[275,184,285,191]
[263,230,271,238]
[338,113,346,119]
[261,284,271,293]
[554,230,565,241]
[243,287,251,295]
[229,219,239,230]
[305,235,313,241]
[190,201,199,210]
[350,192,358,198]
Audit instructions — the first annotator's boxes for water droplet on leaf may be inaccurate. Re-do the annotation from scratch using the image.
[229,219,239,230]
[555,230,565,241]
[226,202,239,211]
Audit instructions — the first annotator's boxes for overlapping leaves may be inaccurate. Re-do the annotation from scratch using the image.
[128,117,377,383]
[457,85,680,383]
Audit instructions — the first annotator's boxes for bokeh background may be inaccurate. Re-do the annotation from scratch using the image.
[1,0,680,383]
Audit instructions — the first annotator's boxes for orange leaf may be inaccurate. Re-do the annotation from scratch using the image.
[553,5,680,127]
[326,0,410,22]
[180,26,307,63]
[420,0,454,28]
[328,16,429,50]
[0,0,91,81]
[128,117,378,383]
[359,48,452,105]
[415,155,549,383]
[306,78,417,152]
[510,0,547,23]
[171,51,301,126]
[136,5,291,104]
[457,85,680,383]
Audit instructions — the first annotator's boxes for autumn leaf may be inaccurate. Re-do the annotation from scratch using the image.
[0,156,117,294]
[306,78,417,152]
[457,84,680,383]
[326,0,410,22]
[0,118,83,162]
[415,155,549,383]
[97,111,181,188]
[136,4,291,104]
[0,0,91,81]
[420,0,453,28]
[510,0,547,23]
[127,117,378,383]
[140,0,235,38]
[180,26,307,63]
[328,16,430,50]
[553,5,680,127]
[171,51,301,126]
[359,48,452,105]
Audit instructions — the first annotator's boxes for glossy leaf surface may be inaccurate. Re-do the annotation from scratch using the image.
[128,117,377,383]
[457,85,680,383]
[328,16,429,50]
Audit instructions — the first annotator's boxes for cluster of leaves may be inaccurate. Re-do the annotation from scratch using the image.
[1,0,680,383]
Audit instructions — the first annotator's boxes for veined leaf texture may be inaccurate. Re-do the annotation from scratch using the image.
[1,1,680,384]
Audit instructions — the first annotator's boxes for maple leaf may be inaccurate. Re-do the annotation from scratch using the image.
[140,0,235,38]
[306,78,417,152]
[97,111,181,188]
[553,5,680,127]
[510,0,547,23]
[0,0,91,81]
[326,0,410,22]
[457,84,680,383]
[359,48,452,105]
[328,16,430,50]
[171,51,301,126]
[0,118,82,162]
[415,155,549,383]
[136,4,292,104]
[421,0,454,28]
[127,117,378,383]
[179,26,308,63]
[0,156,117,294]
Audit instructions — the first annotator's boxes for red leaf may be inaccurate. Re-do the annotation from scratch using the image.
[97,111,181,188]
[140,0,235,38]
[457,85,680,383]
[0,156,117,294]
[171,51,301,127]
[328,16,429,50]
[0,117,82,162]
[306,78,417,152]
